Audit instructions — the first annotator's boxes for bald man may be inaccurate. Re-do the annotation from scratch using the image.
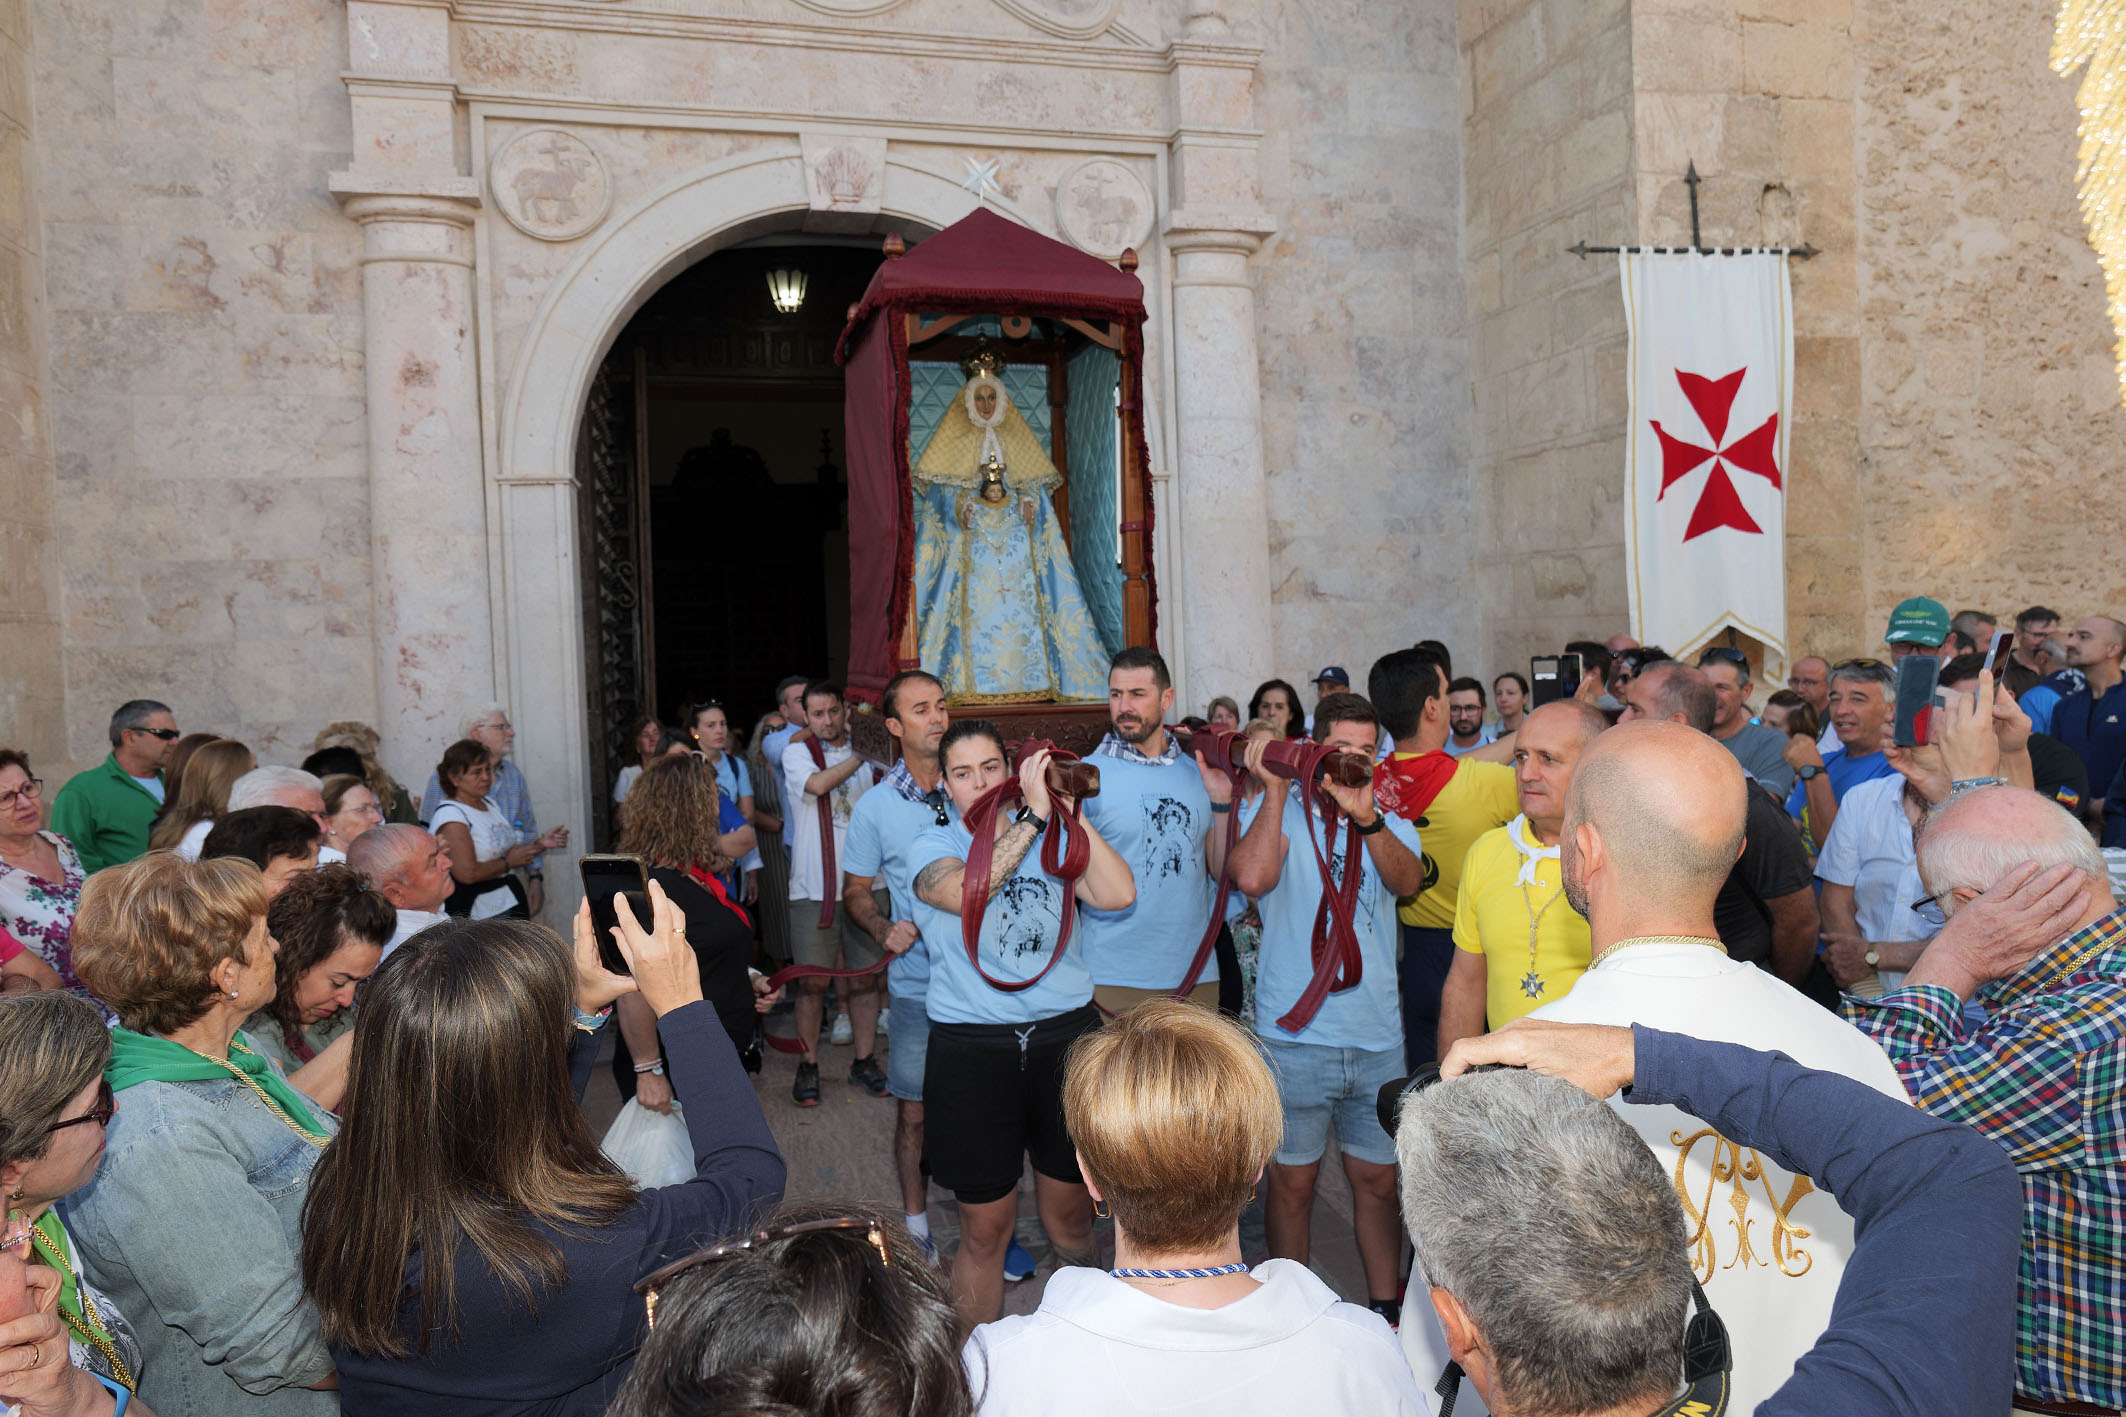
[1435,700,1607,1058]
[347,823,453,954]
[1842,786,2122,1415]
[2053,615,2126,819]
[1403,721,1907,1412]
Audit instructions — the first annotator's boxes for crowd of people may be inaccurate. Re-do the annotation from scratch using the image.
[0,590,2118,1416]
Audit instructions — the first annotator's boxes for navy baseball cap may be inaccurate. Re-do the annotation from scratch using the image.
[1314,666,1350,686]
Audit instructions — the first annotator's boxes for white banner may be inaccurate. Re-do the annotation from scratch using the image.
[1621,251,1793,664]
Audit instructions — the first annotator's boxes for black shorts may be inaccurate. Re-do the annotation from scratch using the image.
[921,1003,1100,1205]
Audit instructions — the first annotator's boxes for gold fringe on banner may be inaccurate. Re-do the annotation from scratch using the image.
[2055,0,2126,403]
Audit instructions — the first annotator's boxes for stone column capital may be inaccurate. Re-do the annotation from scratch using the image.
[329,175,482,229]
[1162,209,1278,260]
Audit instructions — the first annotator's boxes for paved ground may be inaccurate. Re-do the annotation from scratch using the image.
[585,1001,1379,1315]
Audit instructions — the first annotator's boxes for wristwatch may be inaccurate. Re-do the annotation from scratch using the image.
[1797,764,1823,781]
[1863,947,1880,968]
[1353,813,1387,836]
[1014,805,1049,832]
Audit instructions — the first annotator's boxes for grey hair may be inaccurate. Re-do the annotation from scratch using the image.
[0,992,112,1170]
[458,702,511,740]
[1829,660,1896,692]
[108,699,172,747]
[1397,1069,1691,1415]
[345,822,432,887]
[228,765,324,811]
[1918,785,2110,901]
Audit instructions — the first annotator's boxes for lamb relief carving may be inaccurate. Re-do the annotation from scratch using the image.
[490,129,612,242]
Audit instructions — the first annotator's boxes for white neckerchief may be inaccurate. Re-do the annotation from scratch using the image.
[1506,813,1559,886]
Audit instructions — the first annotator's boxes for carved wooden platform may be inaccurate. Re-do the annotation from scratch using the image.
[848,700,1110,767]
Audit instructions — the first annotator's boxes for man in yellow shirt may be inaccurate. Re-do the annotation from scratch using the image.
[1368,648,1518,1067]
[1436,698,1609,1054]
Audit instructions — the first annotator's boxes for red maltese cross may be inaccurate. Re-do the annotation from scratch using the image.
[1650,368,1782,541]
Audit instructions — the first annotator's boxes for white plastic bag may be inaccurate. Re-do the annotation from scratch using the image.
[602,1099,694,1189]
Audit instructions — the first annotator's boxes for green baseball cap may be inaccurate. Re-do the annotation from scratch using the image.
[1884,596,1950,646]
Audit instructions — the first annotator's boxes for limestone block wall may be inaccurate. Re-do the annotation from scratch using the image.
[1462,0,1636,678]
[0,0,63,763]
[32,0,371,775]
[1852,0,2126,636]
[1251,0,1478,699]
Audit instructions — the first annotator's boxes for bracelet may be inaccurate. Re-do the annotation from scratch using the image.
[1209,801,1232,814]
[1950,776,2009,794]
[633,1059,666,1076]
[571,1004,612,1033]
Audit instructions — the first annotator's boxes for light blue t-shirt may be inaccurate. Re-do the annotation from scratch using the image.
[909,821,1094,1025]
[2022,684,2061,736]
[710,752,753,803]
[842,782,957,1004]
[134,773,165,805]
[1244,792,1417,1051]
[1078,754,1216,989]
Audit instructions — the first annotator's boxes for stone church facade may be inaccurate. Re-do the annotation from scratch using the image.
[3,0,2122,866]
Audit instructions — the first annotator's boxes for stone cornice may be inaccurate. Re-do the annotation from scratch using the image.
[341,73,461,101]
[1161,38,1264,71]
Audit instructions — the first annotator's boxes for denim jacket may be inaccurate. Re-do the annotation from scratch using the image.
[61,1072,340,1417]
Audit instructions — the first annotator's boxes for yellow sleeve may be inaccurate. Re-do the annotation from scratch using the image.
[1477,761,1520,820]
[1452,836,1489,954]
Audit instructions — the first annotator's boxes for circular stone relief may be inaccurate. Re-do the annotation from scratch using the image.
[1055,158,1154,261]
[490,128,612,242]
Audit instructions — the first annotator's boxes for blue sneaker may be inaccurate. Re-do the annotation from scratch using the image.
[1003,1238,1038,1282]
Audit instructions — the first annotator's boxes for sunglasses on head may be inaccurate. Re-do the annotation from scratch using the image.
[634,1216,892,1329]
[1700,647,1749,667]
[1832,657,1888,671]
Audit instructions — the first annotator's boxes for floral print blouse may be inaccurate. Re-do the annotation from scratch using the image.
[0,831,85,990]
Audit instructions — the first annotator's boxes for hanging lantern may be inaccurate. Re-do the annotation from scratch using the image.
[766,267,808,314]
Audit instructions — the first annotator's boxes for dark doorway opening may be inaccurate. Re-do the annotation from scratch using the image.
[576,237,883,844]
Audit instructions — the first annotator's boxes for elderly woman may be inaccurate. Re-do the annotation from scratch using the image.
[0,750,87,992]
[430,739,559,921]
[240,865,393,1113]
[611,754,764,1105]
[147,737,257,857]
[64,854,340,1415]
[969,1001,1421,1414]
[0,992,154,1417]
[1206,696,1242,730]
[316,776,384,859]
[310,722,417,825]
[301,886,785,1414]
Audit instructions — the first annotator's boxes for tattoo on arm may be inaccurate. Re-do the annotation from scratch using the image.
[914,857,964,913]
[986,819,1040,891]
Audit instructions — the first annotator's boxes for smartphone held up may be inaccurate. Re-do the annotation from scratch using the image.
[580,854,650,977]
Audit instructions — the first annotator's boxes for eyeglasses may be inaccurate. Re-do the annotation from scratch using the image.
[0,778,42,810]
[924,788,950,827]
[634,1216,892,1329]
[44,1080,115,1137]
[131,728,181,742]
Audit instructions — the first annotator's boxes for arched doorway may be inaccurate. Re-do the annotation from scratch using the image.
[577,238,883,841]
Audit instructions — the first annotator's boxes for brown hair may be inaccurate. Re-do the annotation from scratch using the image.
[148,737,257,850]
[616,753,734,875]
[312,722,404,820]
[72,854,270,1035]
[435,739,492,801]
[0,992,111,1172]
[319,773,370,817]
[1062,1000,1283,1253]
[161,733,224,802]
[301,918,637,1355]
[264,864,395,1035]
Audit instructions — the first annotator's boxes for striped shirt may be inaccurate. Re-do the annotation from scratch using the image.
[1843,906,2126,1409]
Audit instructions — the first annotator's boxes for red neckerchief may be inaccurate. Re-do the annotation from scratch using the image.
[686,865,752,931]
[1374,749,1460,821]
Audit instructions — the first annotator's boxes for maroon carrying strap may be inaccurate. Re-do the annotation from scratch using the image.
[958,740,1094,993]
[1273,741,1367,1035]
[801,734,838,929]
[1169,725,1248,999]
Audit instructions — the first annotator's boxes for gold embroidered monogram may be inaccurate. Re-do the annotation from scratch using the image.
[1670,1127,1819,1281]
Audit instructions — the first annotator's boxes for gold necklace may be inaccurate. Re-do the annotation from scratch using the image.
[27,1223,134,1391]
[1589,934,1728,971]
[174,1039,332,1149]
[1519,876,1565,1000]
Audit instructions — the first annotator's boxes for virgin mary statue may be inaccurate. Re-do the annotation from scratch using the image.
[909,350,1110,703]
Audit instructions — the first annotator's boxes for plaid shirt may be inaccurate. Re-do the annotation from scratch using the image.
[1844,906,2126,1408]
[1090,730,1181,767]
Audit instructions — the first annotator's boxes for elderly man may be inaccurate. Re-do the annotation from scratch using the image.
[1783,658,1898,852]
[1621,663,1818,984]
[1434,700,1606,1058]
[420,702,566,914]
[48,699,180,873]
[1844,783,2126,1417]
[347,823,454,955]
[191,765,335,863]
[1397,1019,2023,1417]
[1402,721,1907,1412]
[1695,648,1795,798]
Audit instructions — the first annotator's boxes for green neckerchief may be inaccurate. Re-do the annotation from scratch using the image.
[105,1025,325,1138]
[29,1211,87,1340]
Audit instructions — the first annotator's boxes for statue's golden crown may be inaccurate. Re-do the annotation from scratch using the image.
[958,338,1006,381]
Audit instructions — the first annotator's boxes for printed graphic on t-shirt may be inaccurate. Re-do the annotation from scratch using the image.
[1139,796,1195,881]
[990,875,1063,961]
[830,770,869,825]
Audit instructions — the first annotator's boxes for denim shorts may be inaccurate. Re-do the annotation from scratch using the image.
[886,995,931,1101]
[1259,1036,1404,1168]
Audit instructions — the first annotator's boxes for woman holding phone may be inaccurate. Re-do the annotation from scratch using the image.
[0,991,155,1417]
[302,883,786,1415]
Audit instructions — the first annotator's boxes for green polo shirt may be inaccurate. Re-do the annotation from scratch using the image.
[48,754,164,874]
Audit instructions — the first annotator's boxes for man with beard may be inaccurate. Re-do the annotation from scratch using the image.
[1079,647,1233,1014]
[1406,721,1907,1409]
